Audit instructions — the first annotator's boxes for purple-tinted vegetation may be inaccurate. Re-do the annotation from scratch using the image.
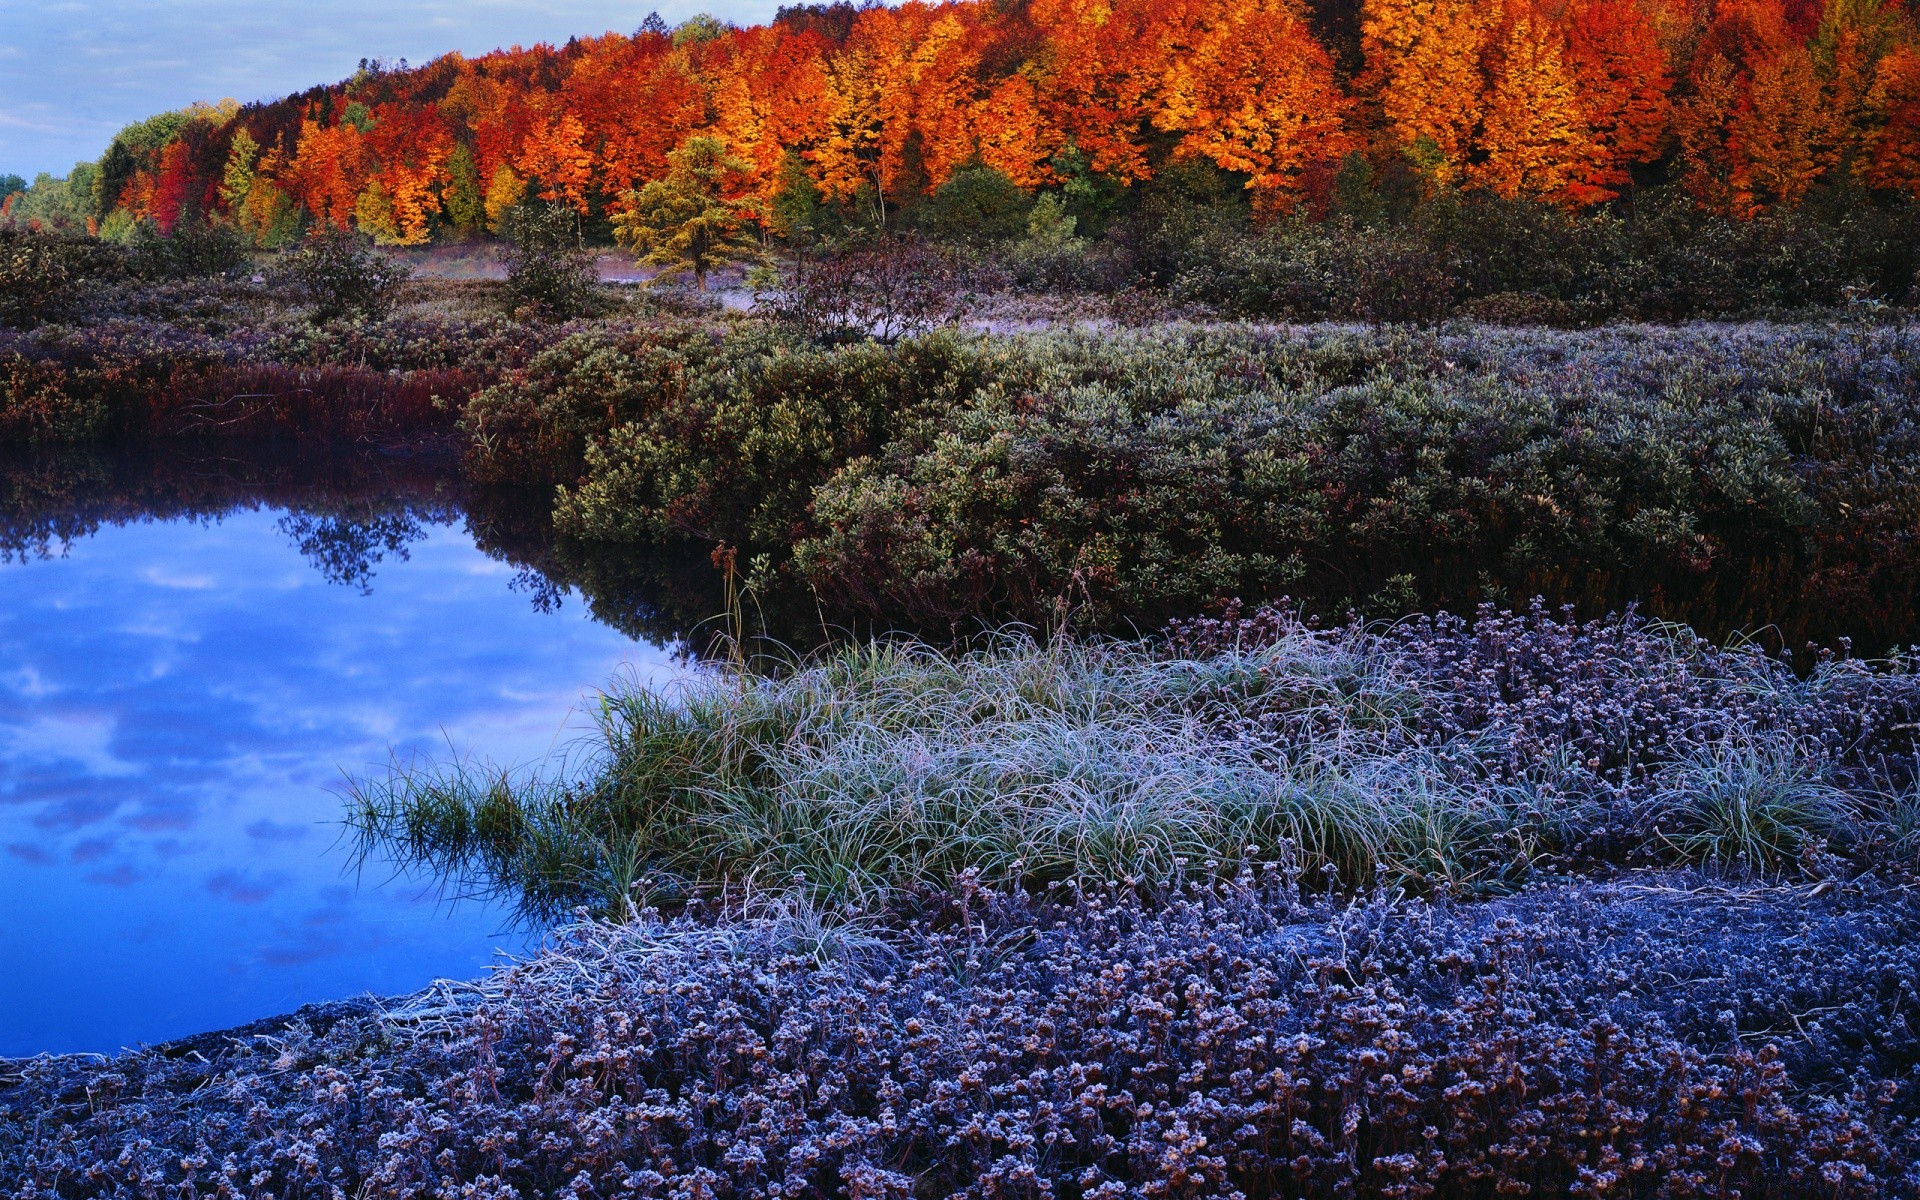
[4,873,1918,1197]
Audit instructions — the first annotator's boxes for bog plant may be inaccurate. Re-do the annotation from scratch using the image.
[469,319,1920,650]
[0,229,77,327]
[498,201,602,319]
[8,872,1919,1195]
[276,226,410,321]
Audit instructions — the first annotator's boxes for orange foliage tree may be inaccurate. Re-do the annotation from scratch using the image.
[1863,44,1920,194]
[1153,0,1356,209]
[1475,10,1605,204]
[95,0,1920,245]
[1562,0,1674,200]
[1361,0,1496,185]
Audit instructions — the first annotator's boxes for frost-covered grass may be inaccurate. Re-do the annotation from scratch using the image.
[349,603,1920,919]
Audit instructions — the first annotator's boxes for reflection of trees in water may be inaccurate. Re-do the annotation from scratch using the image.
[460,485,866,660]
[460,485,741,653]
[0,441,831,658]
[276,511,430,593]
[0,440,461,589]
[16,430,1920,663]
[0,447,120,564]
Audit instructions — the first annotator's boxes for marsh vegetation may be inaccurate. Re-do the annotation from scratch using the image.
[6,203,1920,1193]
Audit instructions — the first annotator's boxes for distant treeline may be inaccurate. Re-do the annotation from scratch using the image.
[4,0,1919,252]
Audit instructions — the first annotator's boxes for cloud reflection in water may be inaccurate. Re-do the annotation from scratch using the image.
[0,508,672,1055]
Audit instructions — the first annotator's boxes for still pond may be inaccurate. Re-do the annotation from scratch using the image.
[0,447,681,1055]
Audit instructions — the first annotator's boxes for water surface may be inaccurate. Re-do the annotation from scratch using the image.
[0,448,679,1055]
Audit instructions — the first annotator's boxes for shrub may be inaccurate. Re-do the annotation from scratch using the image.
[482,321,1920,645]
[1170,222,1456,324]
[916,164,1032,242]
[551,328,990,547]
[462,324,730,484]
[498,202,603,319]
[999,236,1132,292]
[125,217,250,280]
[0,230,77,327]
[792,324,1918,637]
[276,226,410,321]
[758,236,990,343]
[1337,231,1456,324]
[0,352,106,443]
[1166,189,1920,322]
[0,304,532,445]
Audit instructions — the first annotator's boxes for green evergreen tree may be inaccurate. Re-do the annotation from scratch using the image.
[444,144,485,235]
[613,136,763,289]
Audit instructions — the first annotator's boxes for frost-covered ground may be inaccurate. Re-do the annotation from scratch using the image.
[5,872,1918,1197]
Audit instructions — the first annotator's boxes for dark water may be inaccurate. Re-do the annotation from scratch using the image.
[0,445,683,1056]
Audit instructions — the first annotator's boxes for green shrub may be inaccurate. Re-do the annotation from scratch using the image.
[511,321,1920,645]
[916,165,1031,242]
[463,325,727,484]
[1166,189,1920,321]
[551,328,992,547]
[275,226,410,321]
[126,218,250,280]
[0,230,77,327]
[498,202,603,319]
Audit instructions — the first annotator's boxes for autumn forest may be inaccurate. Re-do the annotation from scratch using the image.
[12,0,1920,249]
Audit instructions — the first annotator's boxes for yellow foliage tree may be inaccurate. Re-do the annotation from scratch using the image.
[354,179,402,244]
[1475,13,1604,203]
[1362,0,1495,184]
[614,135,765,288]
[219,128,259,212]
[485,165,527,232]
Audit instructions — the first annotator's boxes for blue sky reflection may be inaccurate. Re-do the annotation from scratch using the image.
[0,508,675,1055]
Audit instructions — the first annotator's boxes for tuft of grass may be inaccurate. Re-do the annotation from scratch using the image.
[1647,736,1853,872]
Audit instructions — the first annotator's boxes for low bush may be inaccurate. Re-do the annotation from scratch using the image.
[0,230,79,328]
[498,202,603,320]
[465,323,991,543]
[276,226,411,321]
[506,321,1920,645]
[0,351,106,443]
[125,217,251,280]
[144,362,474,441]
[0,302,566,446]
[1166,191,1920,322]
[6,874,1917,1196]
[757,236,997,343]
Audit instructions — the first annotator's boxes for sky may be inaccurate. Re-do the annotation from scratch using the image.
[0,0,777,181]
